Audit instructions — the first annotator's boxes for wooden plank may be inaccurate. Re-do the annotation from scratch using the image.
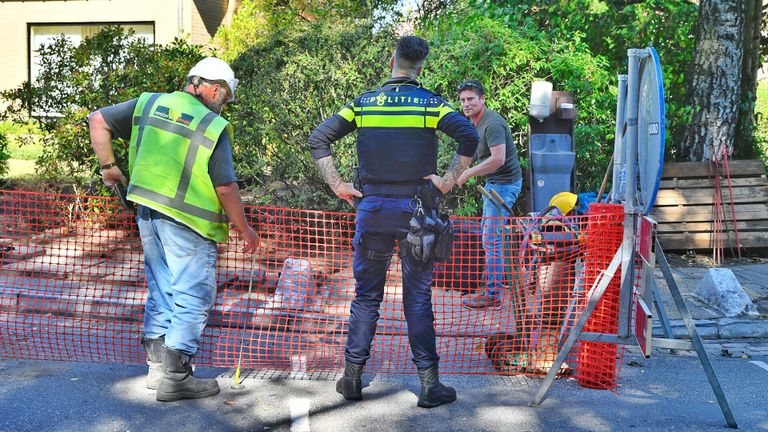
[662,160,766,179]
[653,187,768,206]
[651,203,768,222]
[650,160,768,249]
[652,208,768,223]
[656,220,768,233]
[659,176,768,189]
[657,185,768,198]
[657,231,768,250]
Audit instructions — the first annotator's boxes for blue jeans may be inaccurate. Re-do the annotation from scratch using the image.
[345,196,439,370]
[481,179,522,299]
[137,206,218,355]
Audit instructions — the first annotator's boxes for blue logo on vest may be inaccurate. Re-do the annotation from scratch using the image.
[176,113,194,126]
[153,106,194,126]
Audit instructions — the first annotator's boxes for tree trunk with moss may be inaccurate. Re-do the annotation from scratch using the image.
[733,0,764,159]
[680,0,745,162]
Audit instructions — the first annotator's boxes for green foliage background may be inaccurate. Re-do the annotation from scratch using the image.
[419,10,614,213]
[469,0,698,161]
[1,0,760,215]
[0,27,203,187]
[0,132,9,179]
[225,21,396,210]
[757,81,768,167]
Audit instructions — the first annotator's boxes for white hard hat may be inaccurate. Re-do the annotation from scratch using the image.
[188,57,238,103]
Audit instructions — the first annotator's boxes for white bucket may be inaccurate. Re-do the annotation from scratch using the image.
[529,81,553,121]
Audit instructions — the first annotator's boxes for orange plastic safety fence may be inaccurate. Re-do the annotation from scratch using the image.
[577,203,625,389]
[0,190,623,385]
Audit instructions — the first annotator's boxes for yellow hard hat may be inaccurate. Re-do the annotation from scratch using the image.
[549,192,578,215]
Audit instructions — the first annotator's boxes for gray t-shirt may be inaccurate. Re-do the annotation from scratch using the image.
[474,109,522,184]
[99,97,237,186]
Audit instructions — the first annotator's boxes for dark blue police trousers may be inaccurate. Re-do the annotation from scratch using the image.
[344,195,439,370]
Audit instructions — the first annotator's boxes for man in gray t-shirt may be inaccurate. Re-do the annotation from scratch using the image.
[456,80,522,310]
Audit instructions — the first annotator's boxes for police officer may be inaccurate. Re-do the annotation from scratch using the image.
[89,57,260,401]
[308,36,479,408]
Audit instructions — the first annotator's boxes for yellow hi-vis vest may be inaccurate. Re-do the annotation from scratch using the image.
[127,91,233,243]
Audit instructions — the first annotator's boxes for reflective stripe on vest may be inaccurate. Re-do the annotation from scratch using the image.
[350,86,448,184]
[127,92,229,242]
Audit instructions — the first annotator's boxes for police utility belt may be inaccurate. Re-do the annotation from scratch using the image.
[406,191,453,263]
[355,175,453,263]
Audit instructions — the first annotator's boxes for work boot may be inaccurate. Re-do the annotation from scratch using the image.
[417,365,456,408]
[141,335,165,390]
[462,293,502,310]
[336,361,364,401]
[156,347,220,402]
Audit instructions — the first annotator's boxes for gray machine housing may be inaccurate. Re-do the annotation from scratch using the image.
[526,91,577,213]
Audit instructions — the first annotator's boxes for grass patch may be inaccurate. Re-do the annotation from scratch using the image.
[0,121,29,135]
[0,121,43,160]
[1,121,42,181]
[757,80,768,167]
[758,81,768,117]
[7,140,43,160]
[7,159,37,178]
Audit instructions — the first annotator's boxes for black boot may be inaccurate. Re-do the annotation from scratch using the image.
[336,362,364,401]
[141,335,165,390]
[156,347,220,402]
[417,365,456,408]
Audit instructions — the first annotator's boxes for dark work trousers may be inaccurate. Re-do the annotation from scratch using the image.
[344,195,440,370]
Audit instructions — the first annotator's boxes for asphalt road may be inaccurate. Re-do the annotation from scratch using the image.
[1,349,767,432]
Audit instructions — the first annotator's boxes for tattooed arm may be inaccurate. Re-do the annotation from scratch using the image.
[424,153,473,194]
[426,104,480,194]
[315,156,361,206]
[308,102,360,206]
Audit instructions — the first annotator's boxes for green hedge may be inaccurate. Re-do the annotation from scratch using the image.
[420,14,614,214]
[0,27,203,187]
[1,2,708,214]
[0,131,9,179]
[224,14,615,214]
[225,21,397,210]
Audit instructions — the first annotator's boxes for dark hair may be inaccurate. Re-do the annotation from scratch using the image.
[457,80,485,97]
[395,36,430,68]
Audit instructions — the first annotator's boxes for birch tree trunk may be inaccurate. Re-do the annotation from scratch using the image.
[679,0,745,161]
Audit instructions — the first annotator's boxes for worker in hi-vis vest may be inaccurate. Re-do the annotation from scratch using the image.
[89,57,259,402]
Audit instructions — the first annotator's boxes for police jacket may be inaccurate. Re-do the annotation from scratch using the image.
[309,77,479,196]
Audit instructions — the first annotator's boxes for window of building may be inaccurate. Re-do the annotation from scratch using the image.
[29,23,154,84]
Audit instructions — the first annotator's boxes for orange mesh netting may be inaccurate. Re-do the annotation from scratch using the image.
[0,189,623,384]
[577,203,625,389]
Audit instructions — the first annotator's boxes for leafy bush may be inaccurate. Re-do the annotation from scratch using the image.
[419,12,615,214]
[226,21,396,210]
[471,0,697,162]
[226,8,615,214]
[214,0,402,61]
[0,131,10,179]
[0,27,203,186]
